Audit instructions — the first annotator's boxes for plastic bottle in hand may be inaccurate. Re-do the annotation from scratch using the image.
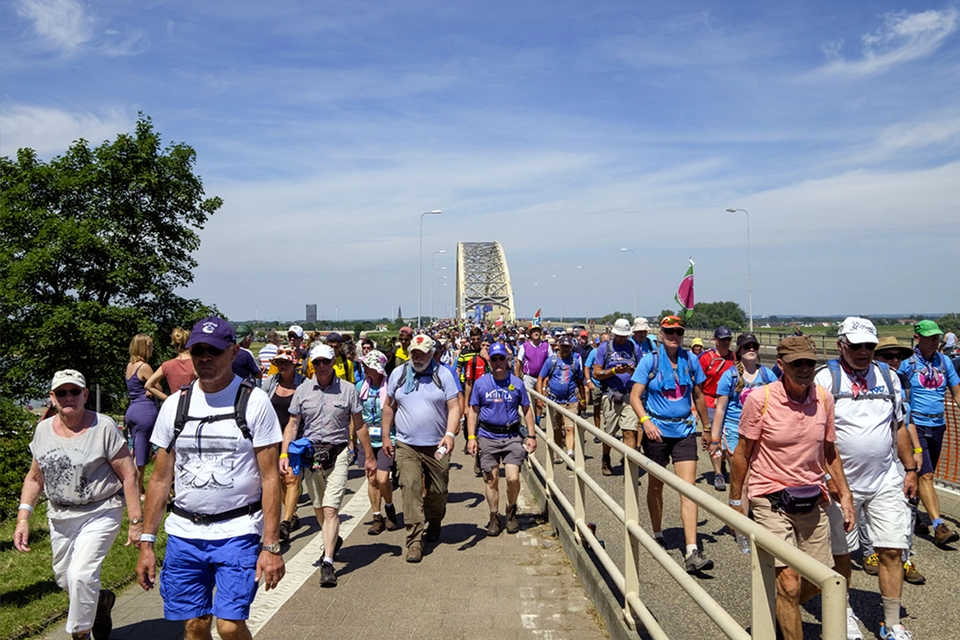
[434,445,448,460]
[736,532,751,555]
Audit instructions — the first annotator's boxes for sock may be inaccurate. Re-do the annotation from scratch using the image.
[323,556,333,565]
[685,544,698,558]
[653,531,663,539]
[567,449,574,456]
[881,596,901,628]
[384,502,394,508]
[932,517,944,529]
[373,511,381,517]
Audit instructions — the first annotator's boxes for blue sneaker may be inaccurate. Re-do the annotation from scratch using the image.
[879,623,913,640]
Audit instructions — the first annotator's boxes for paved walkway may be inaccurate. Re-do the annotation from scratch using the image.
[42,447,608,640]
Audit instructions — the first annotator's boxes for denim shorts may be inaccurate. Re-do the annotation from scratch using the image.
[160,534,260,621]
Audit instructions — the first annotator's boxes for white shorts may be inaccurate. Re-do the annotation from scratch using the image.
[522,374,538,391]
[827,473,910,555]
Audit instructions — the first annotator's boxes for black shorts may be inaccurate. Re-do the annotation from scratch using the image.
[642,433,698,466]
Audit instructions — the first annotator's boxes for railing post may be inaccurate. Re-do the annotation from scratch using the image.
[543,403,555,498]
[572,413,586,544]
[623,455,640,629]
[820,573,847,640]
[750,540,776,639]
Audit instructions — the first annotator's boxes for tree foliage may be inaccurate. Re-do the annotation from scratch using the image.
[685,301,748,331]
[1,114,222,410]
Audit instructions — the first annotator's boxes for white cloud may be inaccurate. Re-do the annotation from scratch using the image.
[15,0,94,53]
[102,28,148,56]
[818,9,958,75]
[0,105,132,157]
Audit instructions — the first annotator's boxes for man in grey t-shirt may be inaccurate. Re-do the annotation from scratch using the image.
[382,334,460,563]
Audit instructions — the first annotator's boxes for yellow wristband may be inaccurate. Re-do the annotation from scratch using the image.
[639,415,650,424]
[467,435,477,440]
[279,453,289,459]
[913,447,923,454]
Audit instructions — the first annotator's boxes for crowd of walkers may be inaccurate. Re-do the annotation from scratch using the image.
[13,313,960,640]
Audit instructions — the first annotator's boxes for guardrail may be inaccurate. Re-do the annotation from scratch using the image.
[525,389,847,640]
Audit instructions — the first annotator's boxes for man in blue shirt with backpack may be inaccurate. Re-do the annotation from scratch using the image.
[536,335,585,462]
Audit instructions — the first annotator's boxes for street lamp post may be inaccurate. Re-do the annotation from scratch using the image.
[433,268,447,321]
[418,210,442,329]
[726,208,753,332]
[620,248,637,318]
[431,250,446,320]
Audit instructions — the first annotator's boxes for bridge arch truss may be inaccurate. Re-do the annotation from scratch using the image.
[455,241,516,322]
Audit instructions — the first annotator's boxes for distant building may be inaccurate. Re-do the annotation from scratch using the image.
[306,304,317,323]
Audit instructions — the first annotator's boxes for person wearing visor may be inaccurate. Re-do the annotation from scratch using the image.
[467,342,537,537]
[630,315,713,575]
[16,370,142,640]
[137,316,285,637]
[730,336,854,640]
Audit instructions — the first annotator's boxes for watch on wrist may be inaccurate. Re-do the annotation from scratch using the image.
[129,517,144,525]
[261,542,282,555]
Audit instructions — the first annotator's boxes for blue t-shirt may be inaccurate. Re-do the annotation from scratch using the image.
[538,353,583,401]
[899,352,960,427]
[469,373,530,439]
[584,348,597,383]
[595,339,641,393]
[442,363,464,393]
[355,379,394,447]
[715,365,777,431]
[632,350,706,438]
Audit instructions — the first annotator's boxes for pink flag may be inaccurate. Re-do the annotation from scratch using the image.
[674,259,694,319]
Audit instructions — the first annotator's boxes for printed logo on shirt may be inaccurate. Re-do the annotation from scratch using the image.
[483,387,515,403]
[664,385,689,402]
[920,369,944,389]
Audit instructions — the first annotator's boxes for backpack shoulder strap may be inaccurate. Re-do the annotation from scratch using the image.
[760,384,771,417]
[602,339,614,367]
[547,353,559,378]
[234,378,256,441]
[727,366,739,397]
[826,359,842,398]
[647,349,659,383]
[168,382,195,453]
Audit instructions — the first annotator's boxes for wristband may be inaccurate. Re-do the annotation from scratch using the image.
[824,473,832,482]
[467,435,477,440]
[18,503,34,513]
[639,415,650,424]
[728,499,742,506]
[710,440,720,444]
[913,448,923,454]
[129,518,144,525]
[139,534,157,543]
[444,431,456,439]
[903,467,918,474]
[279,453,289,459]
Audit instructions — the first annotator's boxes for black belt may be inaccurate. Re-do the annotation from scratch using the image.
[479,420,521,435]
[170,500,262,526]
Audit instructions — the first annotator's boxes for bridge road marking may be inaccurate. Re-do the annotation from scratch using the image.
[210,479,371,639]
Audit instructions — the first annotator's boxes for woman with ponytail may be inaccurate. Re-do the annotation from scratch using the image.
[144,327,197,401]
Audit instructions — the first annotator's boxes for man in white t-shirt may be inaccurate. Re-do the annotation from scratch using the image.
[137,316,285,638]
[815,317,918,640]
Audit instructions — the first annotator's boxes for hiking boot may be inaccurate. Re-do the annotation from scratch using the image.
[406,541,423,563]
[92,588,115,640]
[934,522,959,546]
[601,456,613,476]
[486,511,502,537]
[684,549,714,574]
[290,514,301,531]
[384,504,398,530]
[425,521,441,542]
[713,474,727,492]
[279,520,291,542]
[863,552,879,576]
[319,561,337,587]
[903,558,925,585]
[368,513,385,535]
[505,503,520,534]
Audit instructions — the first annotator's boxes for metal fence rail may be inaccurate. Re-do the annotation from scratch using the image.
[526,389,846,640]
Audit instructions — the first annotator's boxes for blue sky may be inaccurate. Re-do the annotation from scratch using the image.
[4,1,959,322]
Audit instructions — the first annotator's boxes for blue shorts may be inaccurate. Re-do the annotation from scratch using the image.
[917,425,946,476]
[160,534,260,621]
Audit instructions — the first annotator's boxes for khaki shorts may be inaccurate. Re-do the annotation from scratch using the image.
[750,495,832,568]
[601,394,639,434]
[549,402,579,430]
[589,385,603,405]
[303,445,351,510]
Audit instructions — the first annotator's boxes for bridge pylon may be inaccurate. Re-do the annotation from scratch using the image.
[455,242,516,322]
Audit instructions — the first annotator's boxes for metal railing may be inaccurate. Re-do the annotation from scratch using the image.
[525,389,846,640]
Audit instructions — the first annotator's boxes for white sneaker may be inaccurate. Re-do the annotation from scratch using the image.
[846,609,864,640]
[880,623,913,640]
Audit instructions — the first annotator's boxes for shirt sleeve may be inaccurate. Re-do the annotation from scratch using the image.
[150,394,179,448]
[100,414,126,460]
[345,383,362,414]
[538,358,551,379]
[945,356,960,387]
[288,382,306,416]
[689,352,706,384]
[386,369,401,399]
[821,386,836,443]
[716,369,733,398]
[249,389,283,446]
[440,366,459,401]
[516,377,531,407]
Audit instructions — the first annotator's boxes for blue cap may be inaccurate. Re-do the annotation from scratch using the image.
[488,342,509,358]
[186,316,236,350]
[714,326,733,339]
[326,332,342,343]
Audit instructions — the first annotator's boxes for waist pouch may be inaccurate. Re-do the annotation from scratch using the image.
[479,421,521,436]
[312,442,348,472]
[767,485,821,514]
[606,389,625,404]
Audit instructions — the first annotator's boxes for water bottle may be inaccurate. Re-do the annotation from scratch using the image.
[434,445,448,460]
[736,532,751,555]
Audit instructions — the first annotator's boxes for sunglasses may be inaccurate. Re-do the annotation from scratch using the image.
[662,328,685,336]
[875,352,902,361]
[740,343,759,351]
[843,341,876,352]
[190,345,225,357]
[787,359,816,369]
[54,388,83,398]
[313,358,333,365]
[490,355,507,362]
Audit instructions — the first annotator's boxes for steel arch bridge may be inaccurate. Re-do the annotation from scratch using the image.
[455,242,516,322]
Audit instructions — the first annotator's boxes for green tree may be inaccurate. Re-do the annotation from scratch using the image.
[685,301,747,331]
[0,114,222,410]
[937,313,960,331]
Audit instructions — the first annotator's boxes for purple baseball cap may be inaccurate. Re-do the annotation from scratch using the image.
[186,316,236,350]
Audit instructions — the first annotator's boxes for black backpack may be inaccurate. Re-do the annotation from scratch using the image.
[167,378,257,453]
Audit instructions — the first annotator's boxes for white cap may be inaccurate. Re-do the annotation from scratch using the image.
[287,324,304,338]
[612,318,632,337]
[52,369,86,390]
[631,317,650,332]
[309,344,335,361]
[838,317,878,344]
[409,334,435,353]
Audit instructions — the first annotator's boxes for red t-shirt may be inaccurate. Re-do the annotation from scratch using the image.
[465,355,488,382]
[699,349,735,407]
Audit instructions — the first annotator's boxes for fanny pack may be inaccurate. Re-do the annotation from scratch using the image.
[767,485,821,514]
[479,420,521,436]
[312,442,348,471]
[606,389,626,404]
